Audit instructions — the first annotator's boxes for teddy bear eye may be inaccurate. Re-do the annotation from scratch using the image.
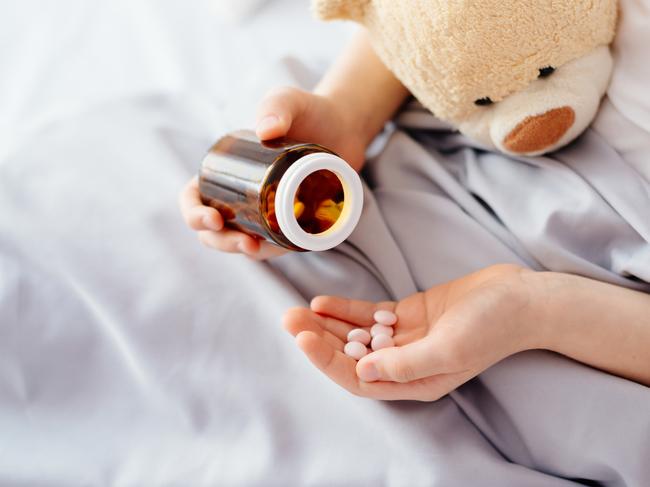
[538,66,556,78]
[474,97,493,107]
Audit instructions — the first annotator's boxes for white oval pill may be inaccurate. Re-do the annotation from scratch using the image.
[344,341,368,361]
[347,328,371,345]
[374,310,397,326]
[371,334,394,351]
[370,324,394,338]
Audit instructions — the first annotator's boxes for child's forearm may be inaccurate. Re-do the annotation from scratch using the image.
[527,272,650,386]
[314,29,409,148]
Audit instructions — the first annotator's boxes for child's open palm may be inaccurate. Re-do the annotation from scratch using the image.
[284,265,539,401]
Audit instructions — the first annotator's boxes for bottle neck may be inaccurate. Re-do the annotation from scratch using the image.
[274,152,364,252]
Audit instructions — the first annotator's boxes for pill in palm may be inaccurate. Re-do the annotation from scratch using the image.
[370,324,394,338]
[344,341,369,360]
[371,334,394,351]
[347,328,372,345]
[374,310,397,326]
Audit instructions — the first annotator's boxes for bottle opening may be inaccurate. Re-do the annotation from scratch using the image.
[294,169,344,234]
[262,170,345,236]
[273,152,363,252]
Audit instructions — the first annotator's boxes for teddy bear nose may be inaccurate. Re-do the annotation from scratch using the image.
[503,107,576,154]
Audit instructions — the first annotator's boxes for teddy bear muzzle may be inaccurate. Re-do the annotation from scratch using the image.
[502,107,576,154]
[459,46,614,157]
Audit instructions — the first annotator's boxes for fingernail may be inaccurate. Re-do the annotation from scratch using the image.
[237,242,247,253]
[358,363,380,383]
[256,115,279,135]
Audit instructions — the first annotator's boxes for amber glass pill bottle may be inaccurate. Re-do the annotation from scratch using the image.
[198,130,363,252]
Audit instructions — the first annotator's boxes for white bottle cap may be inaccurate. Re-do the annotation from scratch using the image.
[274,152,363,252]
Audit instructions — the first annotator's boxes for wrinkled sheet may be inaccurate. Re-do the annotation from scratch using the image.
[1,0,649,486]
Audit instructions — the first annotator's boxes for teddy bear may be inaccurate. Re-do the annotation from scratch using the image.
[313,0,618,156]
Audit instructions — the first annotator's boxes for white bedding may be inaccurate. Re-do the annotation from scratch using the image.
[0,0,352,156]
[1,1,649,486]
[0,1,356,484]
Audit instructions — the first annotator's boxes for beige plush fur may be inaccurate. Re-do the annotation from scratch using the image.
[313,0,618,156]
[314,0,617,122]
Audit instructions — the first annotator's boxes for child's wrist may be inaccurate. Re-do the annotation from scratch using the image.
[517,271,581,353]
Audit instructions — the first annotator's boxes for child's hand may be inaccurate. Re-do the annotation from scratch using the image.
[255,86,368,171]
[179,28,408,259]
[179,87,367,260]
[179,176,287,260]
[284,265,540,401]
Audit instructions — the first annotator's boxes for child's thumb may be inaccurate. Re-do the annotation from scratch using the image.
[356,337,445,383]
[255,87,309,141]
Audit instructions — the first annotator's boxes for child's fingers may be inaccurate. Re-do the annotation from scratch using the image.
[179,177,223,231]
[247,242,289,261]
[295,331,449,401]
[283,307,354,343]
[186,207,224,232]
[356,334,450,384]
[310,296,396,327]
[178,176,202,214]
[197,229,260,255]
[318,315,358,341]
[283,308,344,349]
[255,87,310,140]
[296,331,353,386]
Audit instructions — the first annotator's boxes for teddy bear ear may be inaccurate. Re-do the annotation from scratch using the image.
[312,0,369,21]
